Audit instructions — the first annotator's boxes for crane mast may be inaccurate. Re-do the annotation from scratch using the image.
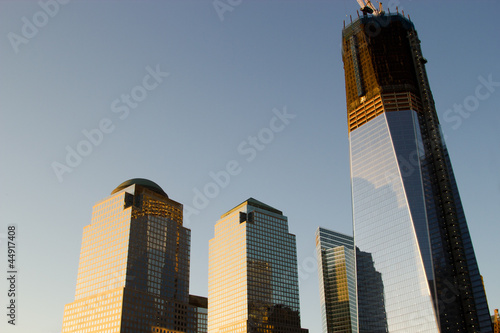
[356,0,383,16]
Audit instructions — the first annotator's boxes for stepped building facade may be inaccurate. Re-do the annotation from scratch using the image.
[208,198,308,333]
[62,179,196,333]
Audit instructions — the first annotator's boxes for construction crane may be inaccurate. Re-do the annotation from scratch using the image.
[356,0,384,16]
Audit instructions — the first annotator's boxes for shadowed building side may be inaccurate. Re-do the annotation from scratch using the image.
[190,295,208,333]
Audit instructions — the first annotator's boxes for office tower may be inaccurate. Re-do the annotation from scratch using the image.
[493,309,500,333]
[62,179,196,333]
[190,295,208,333]
[208,198,308,333]
[315,227,357,333]
[342,11,492,332]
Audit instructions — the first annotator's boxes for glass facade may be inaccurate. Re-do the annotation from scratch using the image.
[343,12,492,333]
[190,295,208,333]
[350,112,439,332]
[355,248,387,333]
[62,179,196,333]
[315,228,357,333]
[423,143,493,331]
[208,198,308,333]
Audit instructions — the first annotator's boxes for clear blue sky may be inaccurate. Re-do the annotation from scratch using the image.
[1,1,499,332]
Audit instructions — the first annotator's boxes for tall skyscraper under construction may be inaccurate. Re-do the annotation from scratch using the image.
[208,198,308,333]
[342,9,492,333]
[62,179,196,333]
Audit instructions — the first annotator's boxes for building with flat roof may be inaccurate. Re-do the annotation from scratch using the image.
[315,227,357,333]
[208,198,308,333]
[190,295,208,333]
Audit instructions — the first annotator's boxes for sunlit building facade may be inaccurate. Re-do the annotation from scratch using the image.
[315,228,357,333]
[62,179,196,333]
[208,198,308,333]
[343,12,492,332]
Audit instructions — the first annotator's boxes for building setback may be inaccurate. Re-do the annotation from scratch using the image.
[315,227,357,333]
[342,12,492,332]
[208,198,308,333]
[62,179,196,333]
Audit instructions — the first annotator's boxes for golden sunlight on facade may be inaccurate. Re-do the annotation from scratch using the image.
[208,198,308,333]
[62,179,196,333]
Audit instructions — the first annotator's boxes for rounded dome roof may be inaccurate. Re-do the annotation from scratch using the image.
[111,178,168,197]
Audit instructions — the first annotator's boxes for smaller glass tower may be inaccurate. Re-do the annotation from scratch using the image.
[315,227,357,333]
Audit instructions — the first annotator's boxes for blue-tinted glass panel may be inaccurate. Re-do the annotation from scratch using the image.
[350,112,439,333]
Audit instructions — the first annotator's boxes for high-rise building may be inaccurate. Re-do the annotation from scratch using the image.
[342,11,492,332]
[190,295,208,333]
[208,198,308,333]
[62,179,196,333]
[315,227,357,333]
[493,309,500,333]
